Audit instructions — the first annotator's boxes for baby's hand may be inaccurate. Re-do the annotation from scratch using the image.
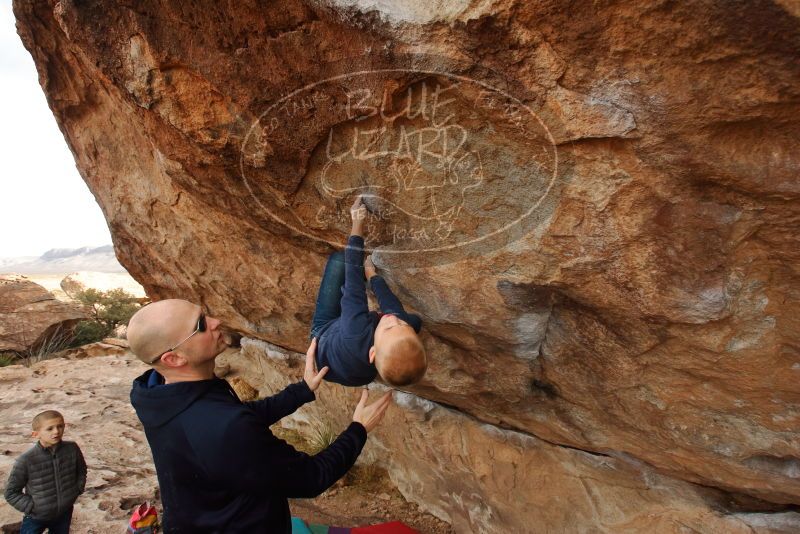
[350,195,367,236]
[350,195,367,223]
[364,254,377,279]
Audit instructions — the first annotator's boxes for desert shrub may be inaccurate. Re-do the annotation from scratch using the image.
[0,352,17,367]
[69,288,143,347]
[271,421,338,456]
[74,288,141,329]
[307,422,338,455]
[23,323,74,366]
[71,320,111,346]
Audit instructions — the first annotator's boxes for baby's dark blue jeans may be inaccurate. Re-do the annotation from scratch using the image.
[310,250,346,339]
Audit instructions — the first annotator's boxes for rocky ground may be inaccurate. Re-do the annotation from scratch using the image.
[275,427,452,533]
[0,349,451,533]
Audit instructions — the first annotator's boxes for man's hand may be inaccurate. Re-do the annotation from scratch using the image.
[352,389,392,433]
[350,195,367,237]
[364,254,377,280]
[303,338,329,392]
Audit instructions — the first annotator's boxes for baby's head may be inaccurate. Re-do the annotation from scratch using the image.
[370,314,427,387]
[31,410,65,448]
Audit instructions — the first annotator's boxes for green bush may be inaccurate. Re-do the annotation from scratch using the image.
[74,288,141,329]
[0,352,18,367]
[70,320,112,347]
[69,287,143,347]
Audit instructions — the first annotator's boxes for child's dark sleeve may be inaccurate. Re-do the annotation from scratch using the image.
[369,275,423,333]
[339,235,373,337]
[245,380,315,426]
[75,445,87,494]
[4,457,33,514]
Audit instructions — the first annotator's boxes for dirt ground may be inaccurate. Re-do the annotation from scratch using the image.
[291,466,453,533]
[274,426,453,533]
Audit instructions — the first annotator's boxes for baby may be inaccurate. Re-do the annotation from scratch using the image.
[311,196,427,387]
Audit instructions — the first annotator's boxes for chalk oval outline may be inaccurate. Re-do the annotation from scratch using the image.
[240,68,559,255]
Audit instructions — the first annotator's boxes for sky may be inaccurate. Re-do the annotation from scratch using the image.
[0,0,112,258]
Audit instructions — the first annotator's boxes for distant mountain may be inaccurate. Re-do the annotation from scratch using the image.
[0,246,126,274]
[40,245,115,260]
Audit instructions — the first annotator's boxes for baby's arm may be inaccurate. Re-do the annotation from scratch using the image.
[339,197,373,336]
[366,260,423,333]
[4,458,33,514]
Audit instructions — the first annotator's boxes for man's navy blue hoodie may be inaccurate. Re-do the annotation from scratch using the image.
[130,369,367,533]
[316,235,422,386]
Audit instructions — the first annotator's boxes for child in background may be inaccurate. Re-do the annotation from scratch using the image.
[4,410,87,534]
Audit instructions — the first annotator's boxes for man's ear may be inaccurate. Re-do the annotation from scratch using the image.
[369,346,376,364]
[160,350,188,368]
[31,431,38,438]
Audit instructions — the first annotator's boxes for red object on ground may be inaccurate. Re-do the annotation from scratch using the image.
[352,521,419,534]
[128,501,159,533]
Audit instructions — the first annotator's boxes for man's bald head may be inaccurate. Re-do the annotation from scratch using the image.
[128,299,201,364]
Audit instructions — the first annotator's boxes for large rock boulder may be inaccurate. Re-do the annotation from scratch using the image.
[0,275,87,353]
[13,0,800,530]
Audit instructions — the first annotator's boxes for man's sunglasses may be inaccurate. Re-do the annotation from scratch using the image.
[149,313,207,365]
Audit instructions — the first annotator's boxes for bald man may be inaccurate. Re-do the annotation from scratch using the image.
[128,299,391,534]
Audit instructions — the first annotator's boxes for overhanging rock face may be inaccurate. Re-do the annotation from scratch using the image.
[14,0,800,529]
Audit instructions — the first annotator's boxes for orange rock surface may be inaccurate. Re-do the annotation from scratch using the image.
[13,0,800,530]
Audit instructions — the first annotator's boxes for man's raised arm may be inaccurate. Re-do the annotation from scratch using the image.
[246,339,329,425]
[208,389,393,499]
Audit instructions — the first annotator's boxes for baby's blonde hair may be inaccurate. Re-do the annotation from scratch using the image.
[376,334,427,386]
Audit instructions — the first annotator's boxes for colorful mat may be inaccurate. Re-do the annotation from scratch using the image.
[291,517,419,534]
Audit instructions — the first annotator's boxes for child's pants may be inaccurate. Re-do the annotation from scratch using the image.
[310,250,346,339]
[20,506,73,534]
